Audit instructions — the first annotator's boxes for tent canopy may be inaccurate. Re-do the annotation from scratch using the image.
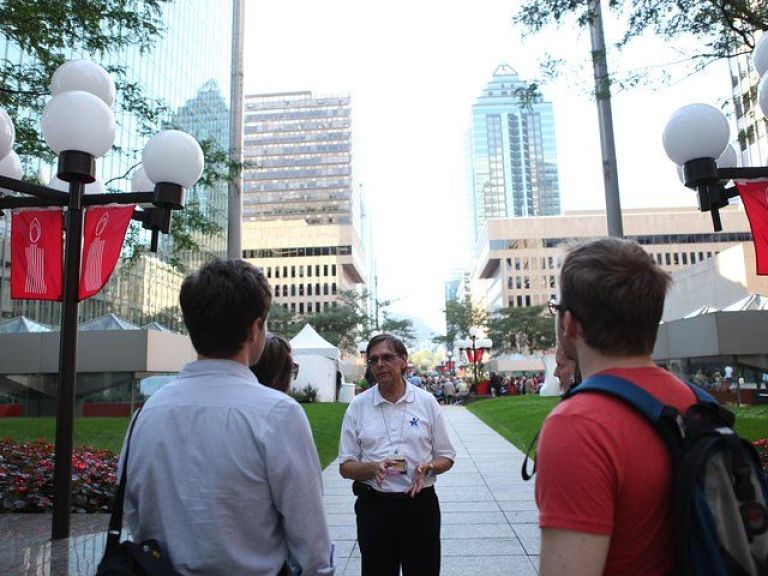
[79,313,140,331]
[0,316,53,333]
[290,324,339,360]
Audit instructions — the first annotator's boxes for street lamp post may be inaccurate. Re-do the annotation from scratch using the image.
[0,60,204,539]
[662,35,768,232]
[457,327,492,393]
[446,350,453,377]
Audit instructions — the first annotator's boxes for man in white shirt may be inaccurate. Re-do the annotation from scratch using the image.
[121,259,334,576]
[339,333,456,576]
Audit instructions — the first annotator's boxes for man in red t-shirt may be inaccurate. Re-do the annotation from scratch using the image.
[537,238,696,576]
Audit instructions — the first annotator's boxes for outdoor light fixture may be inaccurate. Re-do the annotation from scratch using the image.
[662,33,768,233]
[0,59,204,540]
[446,350,454,376]
[457,330,492,391]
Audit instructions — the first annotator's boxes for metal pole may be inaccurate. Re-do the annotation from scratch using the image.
[51,180,84,540]
[227,0,245,259]
[588,0,624,238]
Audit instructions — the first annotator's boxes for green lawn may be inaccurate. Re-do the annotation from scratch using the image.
[0,402,348,469]
[468,396,768,455]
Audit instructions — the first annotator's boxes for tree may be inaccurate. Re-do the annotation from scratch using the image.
[434,294,487,348]
[0,0,241,270]
[486,305,556,354]
[380,312,417,347]
[513,0,768,94]
[267,304,303,340]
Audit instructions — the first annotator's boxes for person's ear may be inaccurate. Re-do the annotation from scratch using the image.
[561,311,581,339]
[249,317,266,342]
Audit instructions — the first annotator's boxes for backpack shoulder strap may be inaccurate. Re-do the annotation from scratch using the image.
[566,374,668,424]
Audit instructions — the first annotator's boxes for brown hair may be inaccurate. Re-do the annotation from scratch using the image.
[180,259,271,358]
[559,237,671,356]
[250,333,293,393]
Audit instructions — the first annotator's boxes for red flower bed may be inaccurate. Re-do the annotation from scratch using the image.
[0,438,118,513]
[753,439,768,472]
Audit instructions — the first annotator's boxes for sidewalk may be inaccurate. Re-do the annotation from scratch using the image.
[327,405,540,576]
[0,406,540,575]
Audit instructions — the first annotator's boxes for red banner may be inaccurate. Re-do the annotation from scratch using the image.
[79,205,135,300]
[466,349,475,363]
[11,209,63,300]
[736,181,768,276]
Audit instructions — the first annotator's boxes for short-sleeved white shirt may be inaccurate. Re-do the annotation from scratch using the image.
[339,381,456,492]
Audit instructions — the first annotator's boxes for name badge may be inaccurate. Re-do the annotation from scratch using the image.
[389,454,407,475]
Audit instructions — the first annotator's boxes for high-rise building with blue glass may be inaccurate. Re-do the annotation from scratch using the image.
[467,65,561,249]
[0,1,235,331]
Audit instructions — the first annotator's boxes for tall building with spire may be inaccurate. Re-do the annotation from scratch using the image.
[467,65,561,250]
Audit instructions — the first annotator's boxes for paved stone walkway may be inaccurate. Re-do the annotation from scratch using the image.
[0,405,540,575]
[327,405,540,576]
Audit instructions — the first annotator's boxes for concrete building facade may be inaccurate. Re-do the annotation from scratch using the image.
[474,207,755,312]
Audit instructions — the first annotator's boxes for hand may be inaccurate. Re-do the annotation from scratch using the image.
[370,460,394,487]
[404,462,432,498]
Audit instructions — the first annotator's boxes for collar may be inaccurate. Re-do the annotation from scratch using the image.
[373,381,416,406]
[178,359,258,383]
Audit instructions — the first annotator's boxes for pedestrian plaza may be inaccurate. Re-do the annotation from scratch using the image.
[0,406,541,575]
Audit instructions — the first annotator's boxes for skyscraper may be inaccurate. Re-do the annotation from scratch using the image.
[467,65,561,249]
[241,91,367,314]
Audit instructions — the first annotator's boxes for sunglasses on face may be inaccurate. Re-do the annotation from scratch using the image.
[291,362,299,380]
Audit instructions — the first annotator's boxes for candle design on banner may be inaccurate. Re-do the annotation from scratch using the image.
[24,217,47,294]
[84,212,109,293]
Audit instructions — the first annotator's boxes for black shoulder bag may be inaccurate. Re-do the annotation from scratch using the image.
[95,407,182,576]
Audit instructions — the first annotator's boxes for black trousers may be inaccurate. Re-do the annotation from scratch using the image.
[354,485,441,576]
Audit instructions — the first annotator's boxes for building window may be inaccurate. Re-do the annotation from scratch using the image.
[324,283,329,295]
[324,265,328,276]
[324,302,329,311]
[673,253,679,266]
[516,295,523,307]
[291,303,296,312]
[682,253,688,265]
[315,265,320,276]
[299,303,304,314]
[299,284,304,296]
[690,252,696,264]
[291,266,296,278]
[291,285,296,296]
[315,283,321,295]
[332,283,337,295]
[315,302,321,313]
[299,265,304,277]
[283,266,288,277]
[308,266,312,278]
[516,277,522,289]
[267,267,272,278]
[332,264,337,276]
[665,253,671,266]
[275,286,280,297]
[275,267,280,278]
[525,295,531,307]
[308,284,313,296]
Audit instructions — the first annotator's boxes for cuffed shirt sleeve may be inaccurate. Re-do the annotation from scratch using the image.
[265,400,335,575]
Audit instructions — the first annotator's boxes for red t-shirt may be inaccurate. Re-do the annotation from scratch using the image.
[536,366,696,575]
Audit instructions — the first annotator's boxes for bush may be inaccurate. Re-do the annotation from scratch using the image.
[0,438,118,513]
[289,384,318,403]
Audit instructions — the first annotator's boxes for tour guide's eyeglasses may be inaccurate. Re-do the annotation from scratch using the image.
[366,353,401,366]
[291,362,300,380]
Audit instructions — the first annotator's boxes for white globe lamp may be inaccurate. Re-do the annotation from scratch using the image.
[41,91,115,158]
[0,151,22,179]
[49,175,105,195]
[753,33,768,79]
[50,60,116,107]
[131,166,155,192]
[142,130,204,188]
[662,104,730,165]
[0,108,15,161]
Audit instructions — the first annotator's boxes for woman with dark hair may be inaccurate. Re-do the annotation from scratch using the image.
[251,333,299,393]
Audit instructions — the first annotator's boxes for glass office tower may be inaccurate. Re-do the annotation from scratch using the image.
[0,1,234,331]
[467,65,561,249]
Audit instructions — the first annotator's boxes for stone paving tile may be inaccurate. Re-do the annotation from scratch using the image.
[443,523,515,539]
[440,500,503,513]
[441,555,538,576]
[441,511,509,525]
[441,538,525,556]
[498,499,539,512]
[513,524,542,555]
[325,513,357,527]
[503,509,540,524]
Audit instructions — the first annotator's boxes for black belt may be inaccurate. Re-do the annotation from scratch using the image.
[352,480,434,500]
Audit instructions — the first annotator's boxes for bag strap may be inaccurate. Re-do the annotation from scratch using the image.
[106,406,143,551]
[521,430,540,481]
[565,374,669,423]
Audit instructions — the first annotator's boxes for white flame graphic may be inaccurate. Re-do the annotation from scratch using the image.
[29,218,41,244]
[95,213,110,237]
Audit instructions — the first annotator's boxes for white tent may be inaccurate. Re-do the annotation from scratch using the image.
[290,324,342,402]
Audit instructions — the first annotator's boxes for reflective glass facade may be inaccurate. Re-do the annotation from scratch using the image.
[242,92,354,225]
[0,2,234,331]
[467,65,561,249]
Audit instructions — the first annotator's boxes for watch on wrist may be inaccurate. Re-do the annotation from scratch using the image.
[425,463,435,477]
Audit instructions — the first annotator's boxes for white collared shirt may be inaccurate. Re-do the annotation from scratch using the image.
[339,382,456,492]
[121,359,335,576]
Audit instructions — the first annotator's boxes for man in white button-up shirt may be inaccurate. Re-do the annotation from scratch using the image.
[121,259,334,576]
[339,334,456,576]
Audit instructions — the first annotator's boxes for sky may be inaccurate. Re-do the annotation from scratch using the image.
[242,0,734,337]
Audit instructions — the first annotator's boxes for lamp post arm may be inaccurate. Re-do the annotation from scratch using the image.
[83,191,155,206]
[0,176,68,201]
[0,196,68,210]
[717,167,768,181]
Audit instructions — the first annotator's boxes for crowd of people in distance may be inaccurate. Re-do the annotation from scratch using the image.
[401,371,547,403]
